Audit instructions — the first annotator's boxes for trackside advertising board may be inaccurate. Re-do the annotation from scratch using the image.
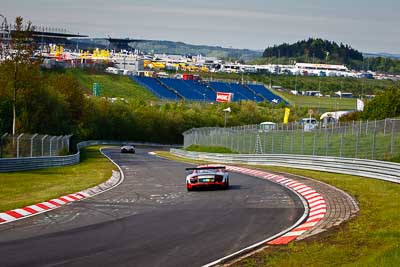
[216,92,233,102]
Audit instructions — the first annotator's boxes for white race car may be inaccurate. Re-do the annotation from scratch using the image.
[185,165,229,191]
[120,144,136,153]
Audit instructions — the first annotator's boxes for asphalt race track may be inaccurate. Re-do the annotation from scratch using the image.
[0,147,304,267]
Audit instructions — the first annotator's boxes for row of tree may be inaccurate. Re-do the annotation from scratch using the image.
[262,38,400,74]
[263,38,363,64]
[354,57,400,74]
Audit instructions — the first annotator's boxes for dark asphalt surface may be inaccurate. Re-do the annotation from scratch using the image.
[0,147,304,267]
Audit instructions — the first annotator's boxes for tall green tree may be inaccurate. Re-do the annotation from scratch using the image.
[0,16,38,135]
[362,87,400,119]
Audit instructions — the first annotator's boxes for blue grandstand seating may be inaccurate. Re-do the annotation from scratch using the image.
[209,81,264,102]
[228,83,264,102]
[132,76,179,100]
[160,78,204,100]
[132,76,284,103]
[209,82,244,101]
[247,84,284,103]
[183,80,216,101]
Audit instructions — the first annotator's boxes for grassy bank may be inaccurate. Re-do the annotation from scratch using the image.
[156,151,400,266]
[68,69,157,101]
[274,90,357,110]
[0,147,116,212]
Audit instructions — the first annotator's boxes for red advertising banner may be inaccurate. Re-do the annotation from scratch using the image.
[216,92,233,102]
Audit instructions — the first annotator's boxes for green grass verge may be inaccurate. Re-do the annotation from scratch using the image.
[0,146,116,212]
[274,90,357,110]
[185,145,237,154]
[68,69,157,101]
[155,151,400,266]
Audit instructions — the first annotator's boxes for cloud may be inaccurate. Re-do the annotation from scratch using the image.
[3,0,400,53]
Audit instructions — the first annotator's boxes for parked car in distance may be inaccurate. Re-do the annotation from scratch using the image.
[259,121,277,132]
[299,118,318,131]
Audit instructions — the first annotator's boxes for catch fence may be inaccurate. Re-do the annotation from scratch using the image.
[183,118,400,160]
[0,133,72,158]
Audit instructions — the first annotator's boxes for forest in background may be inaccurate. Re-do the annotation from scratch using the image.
[261,38,400,74]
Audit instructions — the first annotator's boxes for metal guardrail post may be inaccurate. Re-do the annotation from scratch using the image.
[16,133,24,158]
[61,136,65,150]
[49,136,56,156]
[30,133,38,157]
[290,131,294,154]
[271,132,275,153]
[325,128,329,156]
[340,130,344,157]
[355,125,360,158]
[391,119,395,156]
[64,135,72,151]
[242,126,245,153]
[313,131,317,156]
[56,136,63,154]
[384,118,387,136]
[41,135,48,157]
[0,133,7,158]
[372,120,377,159]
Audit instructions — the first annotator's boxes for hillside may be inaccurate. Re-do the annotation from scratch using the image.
[67,69,157,101]
[263,38,363,64]
[261,38,400,74]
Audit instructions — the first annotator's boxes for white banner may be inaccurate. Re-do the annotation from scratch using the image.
[357,98,364,111]
[216,92,233,103]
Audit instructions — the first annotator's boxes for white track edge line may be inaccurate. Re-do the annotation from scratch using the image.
[0,147,125,225]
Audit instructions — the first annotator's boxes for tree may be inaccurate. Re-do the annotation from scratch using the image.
[0,16,38,135]
[362,87,400,120]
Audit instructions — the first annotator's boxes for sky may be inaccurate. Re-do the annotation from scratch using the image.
[2,0,400,53]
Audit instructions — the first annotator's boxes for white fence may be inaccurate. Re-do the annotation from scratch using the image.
[171,149,400,184]
[183,118,400,161]
[0,133,72,158]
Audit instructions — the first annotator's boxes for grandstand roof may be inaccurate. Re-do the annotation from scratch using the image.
[23,31,88,39]
[107,38,144,51]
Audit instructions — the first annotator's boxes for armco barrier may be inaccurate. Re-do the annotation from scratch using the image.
[170,149,400,184]
[0,141,180,172]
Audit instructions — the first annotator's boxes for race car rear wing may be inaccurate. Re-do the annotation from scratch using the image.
[185,166,226,171]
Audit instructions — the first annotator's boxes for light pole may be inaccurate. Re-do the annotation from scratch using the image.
[269,70,272,89]
[223,107,231,128]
